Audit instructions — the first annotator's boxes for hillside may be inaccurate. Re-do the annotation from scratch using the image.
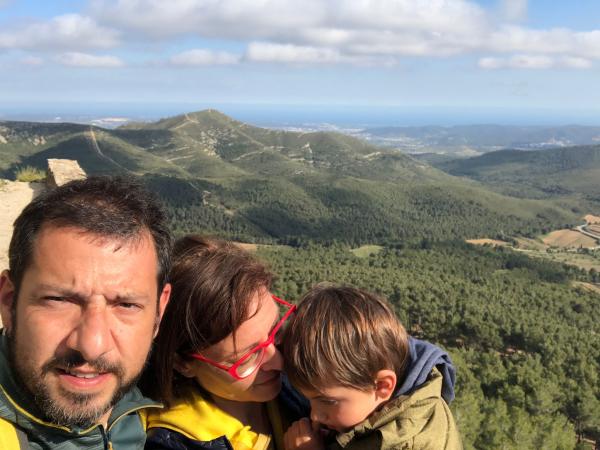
[433,145,600,208]
[0,110,580,243]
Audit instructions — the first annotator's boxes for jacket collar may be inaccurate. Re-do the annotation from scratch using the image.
[335,368,444,448]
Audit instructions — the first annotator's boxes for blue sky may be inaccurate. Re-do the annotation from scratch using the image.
[1,0,600,125]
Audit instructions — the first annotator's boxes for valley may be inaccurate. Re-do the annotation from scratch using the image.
[1,110,599,449]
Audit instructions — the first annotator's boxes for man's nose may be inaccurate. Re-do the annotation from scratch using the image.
[66,303,113,362]
[259,342,283,371]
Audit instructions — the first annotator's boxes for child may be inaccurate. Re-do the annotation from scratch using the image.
[281,284,462,450]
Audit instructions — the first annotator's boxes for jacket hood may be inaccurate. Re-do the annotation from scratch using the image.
[396,337,456,403]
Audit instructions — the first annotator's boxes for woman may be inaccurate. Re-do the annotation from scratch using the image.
[143,235,300,450]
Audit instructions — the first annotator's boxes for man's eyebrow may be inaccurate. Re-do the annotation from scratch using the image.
[35,285,84,299]
[34,284,149,303]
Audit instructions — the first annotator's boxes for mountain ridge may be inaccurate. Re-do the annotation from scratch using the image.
[0,109,580,243]
[433,144,600,205]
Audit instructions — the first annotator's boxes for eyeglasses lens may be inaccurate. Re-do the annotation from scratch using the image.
[235,347,266,378]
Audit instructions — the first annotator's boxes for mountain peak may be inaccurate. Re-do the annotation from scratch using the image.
[120,109,240,131]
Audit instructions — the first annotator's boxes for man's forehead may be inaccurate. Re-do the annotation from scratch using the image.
[34,224,155,253]
[25,225,160,284]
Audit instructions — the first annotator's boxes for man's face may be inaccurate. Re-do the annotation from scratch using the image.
[0,225,170,428]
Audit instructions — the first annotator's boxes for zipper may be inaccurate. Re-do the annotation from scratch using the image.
[99,425,109,449]
[107,403,162,431]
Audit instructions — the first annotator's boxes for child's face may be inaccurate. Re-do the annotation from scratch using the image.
[301,385,383,433]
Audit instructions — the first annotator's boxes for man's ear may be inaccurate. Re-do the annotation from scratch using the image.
[0,270,15,335]
[154,282,171,338]
[374,369,397,402]
[173,353,196,378]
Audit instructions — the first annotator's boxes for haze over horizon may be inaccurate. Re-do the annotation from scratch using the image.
[2,0,600,126]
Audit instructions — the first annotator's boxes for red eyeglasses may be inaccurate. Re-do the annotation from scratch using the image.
[188,295,296,380]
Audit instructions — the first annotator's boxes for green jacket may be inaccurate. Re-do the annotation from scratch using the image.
[330,368,462,450]
[0,334,161,450]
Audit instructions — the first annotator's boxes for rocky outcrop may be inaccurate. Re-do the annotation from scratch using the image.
[1,159,87,327]
[46,158,86,188]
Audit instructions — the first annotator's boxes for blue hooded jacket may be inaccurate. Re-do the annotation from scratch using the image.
[396,336,456,403]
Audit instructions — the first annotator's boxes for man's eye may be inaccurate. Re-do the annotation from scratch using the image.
[43,296,65,302]
[117,302,141,310]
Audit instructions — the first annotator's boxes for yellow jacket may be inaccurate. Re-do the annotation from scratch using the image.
[143,388,287,450]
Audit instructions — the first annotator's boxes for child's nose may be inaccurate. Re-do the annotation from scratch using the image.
[310,408,323,423]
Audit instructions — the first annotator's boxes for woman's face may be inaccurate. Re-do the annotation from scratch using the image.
[179,288,284,403]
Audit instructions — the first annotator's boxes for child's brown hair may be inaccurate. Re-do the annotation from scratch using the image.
[282,284,409,392]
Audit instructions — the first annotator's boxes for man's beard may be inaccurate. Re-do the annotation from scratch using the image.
[7,333,142,429]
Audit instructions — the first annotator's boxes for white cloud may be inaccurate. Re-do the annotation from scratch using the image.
[0,14,119,51]
[245,42,342,64]
[478,57,504,69]
[498,0,527,22]
[20,56,44,66]
[510,54,554,69]
[561,56,593,69]
[87,0,600,69]
[170,49,240,66]
[55,52,124,67]
[479,54,593,70]
[91,0,321,39]
[92,0,488,45]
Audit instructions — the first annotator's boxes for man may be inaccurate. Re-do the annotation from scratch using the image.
[0,176,172,449]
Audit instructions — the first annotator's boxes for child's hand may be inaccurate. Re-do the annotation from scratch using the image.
[284,418,325,450]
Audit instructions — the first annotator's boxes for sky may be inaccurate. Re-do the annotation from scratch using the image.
[1,0,600,125]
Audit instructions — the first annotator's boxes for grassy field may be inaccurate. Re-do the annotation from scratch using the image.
[543,251,600,271]
[466,238,510,247]
[467,216,600,273]
[542,229,598,248]
[350,245,384,257]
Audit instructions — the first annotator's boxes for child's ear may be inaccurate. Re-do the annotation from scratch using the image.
[374,369,397,401]
[174,354,196,378]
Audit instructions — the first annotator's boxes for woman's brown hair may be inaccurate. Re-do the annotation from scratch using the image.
[148,235,273,405]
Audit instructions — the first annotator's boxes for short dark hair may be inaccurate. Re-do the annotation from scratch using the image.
[9,176,173,296]
[150,235,273,404]
[282,284,409,392]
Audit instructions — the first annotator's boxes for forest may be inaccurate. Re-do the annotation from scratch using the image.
[256,241,600,449]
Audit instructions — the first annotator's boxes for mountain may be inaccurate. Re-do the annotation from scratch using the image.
[360,124,600,155]
[0,110,579,243]
[432,145,600,208]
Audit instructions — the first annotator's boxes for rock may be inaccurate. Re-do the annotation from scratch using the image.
[0,180,45,327]
[46,159,86,188]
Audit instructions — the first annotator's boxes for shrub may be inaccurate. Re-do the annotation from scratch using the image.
[15,166,46,182]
